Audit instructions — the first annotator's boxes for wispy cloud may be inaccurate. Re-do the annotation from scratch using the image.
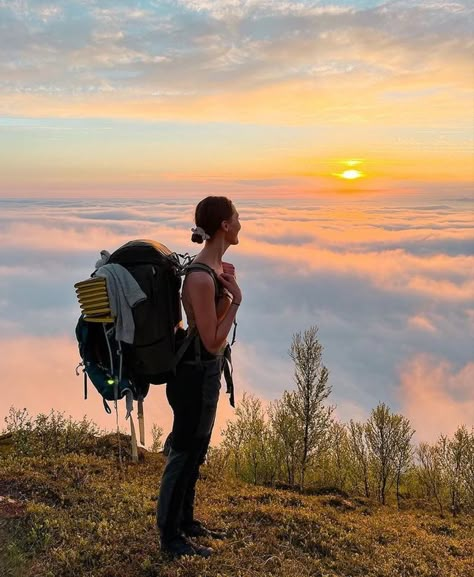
[1,1,472,122]
[407,314,438,333]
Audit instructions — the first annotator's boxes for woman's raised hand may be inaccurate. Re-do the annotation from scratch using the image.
[222,261,236,277]
[219,272,242,304]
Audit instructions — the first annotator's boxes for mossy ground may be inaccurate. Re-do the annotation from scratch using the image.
[0,452,472,577]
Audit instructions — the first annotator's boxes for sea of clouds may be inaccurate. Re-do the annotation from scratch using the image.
[0,192,472,445]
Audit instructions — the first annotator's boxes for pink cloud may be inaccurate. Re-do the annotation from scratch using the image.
[242,212,474,248]
[0,335,241,449]
[1,204,472,306]
[397,354,474,443]
[407,314,437,333]
[0,222,190,253]
[238,238,474,301]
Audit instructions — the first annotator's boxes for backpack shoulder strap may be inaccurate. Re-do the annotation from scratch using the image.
[185,262,222,298]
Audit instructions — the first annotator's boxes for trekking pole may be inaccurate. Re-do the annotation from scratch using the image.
[114,389,124,473]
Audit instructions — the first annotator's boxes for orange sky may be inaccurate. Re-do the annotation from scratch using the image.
[1,0,473,195]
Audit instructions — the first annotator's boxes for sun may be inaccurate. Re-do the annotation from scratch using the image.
[340,169,364,180]
[332,159,365,180]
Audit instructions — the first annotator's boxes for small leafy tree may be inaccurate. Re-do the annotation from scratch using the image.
[365,403,413,505]
[416,441,447,515]
[240,394,268,484]
[221,393,270,484]
[394,417,415,508]
[3,407,33,454]
[221,417,245,478]
[462,427,474,509]
[329,421,351,493]
[268,392,301,486]
[150,424,163,453]
[288,326,333,490]
[348,420,371,498]
[442,426,471,516]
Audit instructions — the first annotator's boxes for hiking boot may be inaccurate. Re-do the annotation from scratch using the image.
[188,539,214,558]
[181,520,227,540]
[161,535,213,559]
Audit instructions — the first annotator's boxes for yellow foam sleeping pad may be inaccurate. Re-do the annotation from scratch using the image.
[74,277,114,323]
[73,276,142,462]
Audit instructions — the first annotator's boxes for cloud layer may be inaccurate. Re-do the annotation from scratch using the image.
[0,192,472,443]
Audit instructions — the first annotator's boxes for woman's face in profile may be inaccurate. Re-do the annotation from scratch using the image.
[224,206,241,245]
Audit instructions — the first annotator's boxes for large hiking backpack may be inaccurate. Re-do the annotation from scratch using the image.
[74,239,236,461]
[74,239,197,459]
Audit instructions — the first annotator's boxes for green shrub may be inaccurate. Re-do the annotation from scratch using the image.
[3,407,103,457]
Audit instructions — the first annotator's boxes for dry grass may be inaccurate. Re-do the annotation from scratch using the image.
[0,451,472,577]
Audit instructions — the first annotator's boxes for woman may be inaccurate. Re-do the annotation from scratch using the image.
[157,196,242,559]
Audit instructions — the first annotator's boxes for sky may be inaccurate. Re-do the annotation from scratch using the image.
[0,1,473,446]
[1,0,473,196]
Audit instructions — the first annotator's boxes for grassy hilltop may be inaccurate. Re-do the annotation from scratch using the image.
[1,438,473,577]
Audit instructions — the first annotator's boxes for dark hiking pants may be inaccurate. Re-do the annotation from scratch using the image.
[157,355,223,542]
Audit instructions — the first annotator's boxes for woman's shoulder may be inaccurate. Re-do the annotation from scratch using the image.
[186,261,222,284]
[184,262,223,300]
[185,269,215,288]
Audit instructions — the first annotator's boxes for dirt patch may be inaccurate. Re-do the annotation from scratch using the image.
[0,496,27,519]
[322,495,357,511]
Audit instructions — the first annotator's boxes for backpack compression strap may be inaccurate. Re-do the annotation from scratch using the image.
[223,344,235,407]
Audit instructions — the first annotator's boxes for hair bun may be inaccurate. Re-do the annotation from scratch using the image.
[191,226,210,243]
[191,233,204,244]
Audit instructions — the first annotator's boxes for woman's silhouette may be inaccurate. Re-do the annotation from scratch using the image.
[157,196,242,558]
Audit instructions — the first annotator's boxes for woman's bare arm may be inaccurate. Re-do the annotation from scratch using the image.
[186,272,240,355]
[216,292,232,322]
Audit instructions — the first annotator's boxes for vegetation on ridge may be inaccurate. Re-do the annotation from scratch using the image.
[218,327,474,516]
[1,446,473,577]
